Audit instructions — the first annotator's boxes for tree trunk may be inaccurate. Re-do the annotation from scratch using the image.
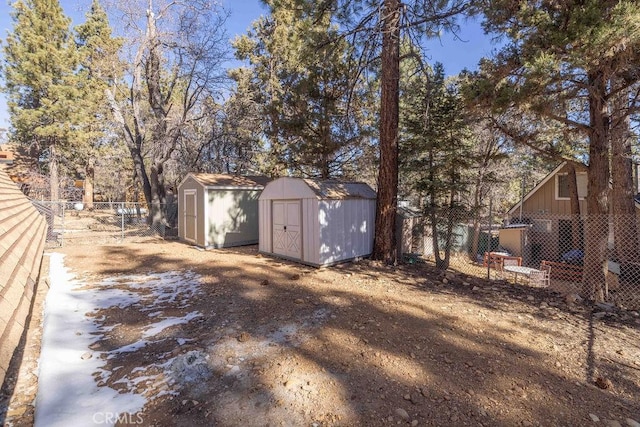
[49,143,59,214]
[149,162,166,232]
[429,206,442,268]
[469,164,486,261]
[129,142,152,206]
[582,70,610,302]
[442,198,456,271]
[373,0,401,264]
[611,82,640,278]
[84,157,95,209]
[470,218,481,263]
[566,163,582,250]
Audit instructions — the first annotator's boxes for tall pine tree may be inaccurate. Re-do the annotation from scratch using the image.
[3,0,78,202]
[401,63,473,269]
[308,0,471,263]
[234,0,374,179]
[75,0,123,208]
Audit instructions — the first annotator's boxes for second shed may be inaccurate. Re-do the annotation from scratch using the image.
[258,177,376,266]
[178,173,270,248]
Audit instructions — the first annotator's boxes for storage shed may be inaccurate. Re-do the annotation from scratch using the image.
[178,173,270,248]
[258,177,376,266]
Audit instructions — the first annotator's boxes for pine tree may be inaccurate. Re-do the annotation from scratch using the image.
[479,0,640,300]
[401,63,473,269]
[308,0,471,263]
[233,0,374,179]
[3,0,78,202]
[75,0,124,209]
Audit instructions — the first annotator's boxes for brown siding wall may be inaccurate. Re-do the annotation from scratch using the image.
[0,169,47,386]
[521,164,587,216]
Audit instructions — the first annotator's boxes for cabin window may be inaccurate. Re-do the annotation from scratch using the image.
[532,219,552,233]
[555,172,587,200]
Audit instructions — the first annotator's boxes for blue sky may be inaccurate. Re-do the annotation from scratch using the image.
[0,0,496,131]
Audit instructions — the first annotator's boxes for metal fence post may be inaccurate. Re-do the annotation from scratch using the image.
[61,202,65,247]
[121,202,125,241]
[487,198,492,281]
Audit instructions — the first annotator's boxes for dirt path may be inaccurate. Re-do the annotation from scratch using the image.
[4,241,640,426]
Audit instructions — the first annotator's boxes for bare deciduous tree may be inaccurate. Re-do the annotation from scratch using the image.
[105,0,228,228]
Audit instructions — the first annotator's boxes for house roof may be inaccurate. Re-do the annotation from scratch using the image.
[507,162,568,216]
[508,162,640,215]
[302,179,377,200]
[185,173,271,189]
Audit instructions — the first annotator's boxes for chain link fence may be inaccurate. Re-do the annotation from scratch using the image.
[399,210,640,310]
[31,200,178,248]
[32,198,639,309]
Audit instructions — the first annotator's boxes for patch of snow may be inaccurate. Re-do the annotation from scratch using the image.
[35,253,146,427]
[176,337,192,346]
[109,339,151,355]
[35,253,204,427]
[141,311,201,338]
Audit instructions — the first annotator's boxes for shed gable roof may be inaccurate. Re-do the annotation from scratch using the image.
[186,173,271,188]
[302,179,377,200]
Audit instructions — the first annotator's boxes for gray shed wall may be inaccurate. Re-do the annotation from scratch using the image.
[178,175,262,248]
[259,177,375,267]
[206,189,261,248]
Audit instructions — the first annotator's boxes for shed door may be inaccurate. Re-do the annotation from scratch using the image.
[184,190,197,242]
[272,200,301,259]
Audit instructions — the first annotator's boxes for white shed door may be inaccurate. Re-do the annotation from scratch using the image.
[184,190,197,242]
[272,200,301,259]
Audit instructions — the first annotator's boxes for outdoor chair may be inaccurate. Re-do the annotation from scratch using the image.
[529,265,551,288]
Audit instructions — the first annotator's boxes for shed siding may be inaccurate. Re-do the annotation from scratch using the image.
[206,189,261,248]
[196,186,206,246]
[259,199,271,253]
[259,177,376,267]
[317,198,375,265]
[258,177,316,200]
[303,198,317,265]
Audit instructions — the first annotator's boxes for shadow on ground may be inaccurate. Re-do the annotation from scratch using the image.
[19,241,640,426]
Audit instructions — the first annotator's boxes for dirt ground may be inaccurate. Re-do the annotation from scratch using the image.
[4,240,640,426]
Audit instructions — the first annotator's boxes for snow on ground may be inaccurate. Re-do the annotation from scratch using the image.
[34,253,203,427]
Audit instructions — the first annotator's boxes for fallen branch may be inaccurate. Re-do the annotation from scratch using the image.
[601,356,640,371]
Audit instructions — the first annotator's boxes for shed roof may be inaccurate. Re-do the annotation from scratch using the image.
[303,179,377,200]
[186,173,271,188]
